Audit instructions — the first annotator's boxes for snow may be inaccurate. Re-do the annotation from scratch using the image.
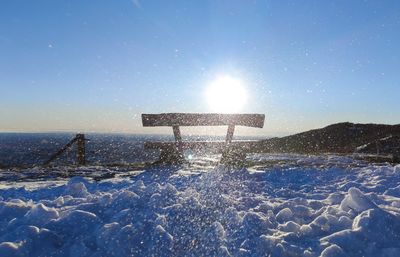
[0,154,400,256]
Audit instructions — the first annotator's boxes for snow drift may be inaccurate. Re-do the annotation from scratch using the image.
[1,154,400,256]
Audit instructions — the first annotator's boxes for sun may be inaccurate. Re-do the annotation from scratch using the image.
[205,75,247,113]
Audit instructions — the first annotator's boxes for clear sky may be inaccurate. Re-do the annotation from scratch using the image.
[1,0,399,136]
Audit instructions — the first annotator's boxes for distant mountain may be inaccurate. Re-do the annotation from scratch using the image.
[260,122,400,154]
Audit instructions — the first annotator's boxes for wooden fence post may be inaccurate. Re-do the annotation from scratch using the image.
[76,134,86,166]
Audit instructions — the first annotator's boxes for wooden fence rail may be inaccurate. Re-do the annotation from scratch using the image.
[43,133,86,166]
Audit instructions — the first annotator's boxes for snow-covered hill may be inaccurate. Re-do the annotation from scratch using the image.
[1,154,400,256]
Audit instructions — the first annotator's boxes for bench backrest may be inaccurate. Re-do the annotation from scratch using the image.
[142,113,265,128]
[142,113,265,144]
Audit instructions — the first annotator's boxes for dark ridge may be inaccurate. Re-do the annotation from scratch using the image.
[261,122,400,154]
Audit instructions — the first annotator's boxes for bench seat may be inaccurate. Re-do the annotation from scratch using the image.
[145,140,262,153]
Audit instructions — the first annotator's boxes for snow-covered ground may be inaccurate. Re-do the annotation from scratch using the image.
[1,154,400,256]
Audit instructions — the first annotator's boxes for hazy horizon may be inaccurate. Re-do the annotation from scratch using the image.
[1,1,399,136]
[1,119,399,138]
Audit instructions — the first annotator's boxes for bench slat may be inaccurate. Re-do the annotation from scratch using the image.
[144,140,262,152]
[142,113,265,128]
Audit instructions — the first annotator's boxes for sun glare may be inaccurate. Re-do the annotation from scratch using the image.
[206,75,247,113]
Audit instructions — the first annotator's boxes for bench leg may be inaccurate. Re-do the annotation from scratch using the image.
[157,147,185,165]
[220,147,247,167]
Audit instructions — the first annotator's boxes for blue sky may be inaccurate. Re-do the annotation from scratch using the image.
[1,0,399,135]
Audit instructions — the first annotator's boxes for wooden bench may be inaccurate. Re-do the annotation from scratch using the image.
[142,113,265,165]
